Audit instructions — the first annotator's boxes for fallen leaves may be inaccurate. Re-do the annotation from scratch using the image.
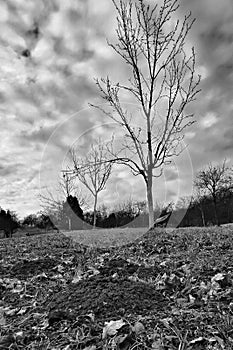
[0,228,232,349]
[102,319,125,338]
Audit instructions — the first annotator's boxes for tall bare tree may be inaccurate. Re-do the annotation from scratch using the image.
[194,161,232,226]
[70,138,113,228]
[91,0,201,227]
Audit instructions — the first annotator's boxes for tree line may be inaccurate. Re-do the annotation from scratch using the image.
[1,0,232,234]
[0,160,232,237]
[33,160,233,229]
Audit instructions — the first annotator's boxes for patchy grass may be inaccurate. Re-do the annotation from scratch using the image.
[0,225,233,349]
[62,226,148,247]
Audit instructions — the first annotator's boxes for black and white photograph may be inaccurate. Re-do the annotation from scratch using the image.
[0,0,233,348]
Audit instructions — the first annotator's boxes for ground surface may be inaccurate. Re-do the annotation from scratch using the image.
[0,225,233,349]
[62,227,148,248]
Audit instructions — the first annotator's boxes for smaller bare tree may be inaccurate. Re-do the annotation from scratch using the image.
[60,173,90,209]
[194,161,231,226]
[39,188,64,221]
[39,173,90,229]
[192,189,207,227]
[70,138,113,228]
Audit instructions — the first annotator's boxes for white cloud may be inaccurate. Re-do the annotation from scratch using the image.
[0,0,232,218]
[201,113,218,128]
[197,65,208,80]
[185,131,196,139]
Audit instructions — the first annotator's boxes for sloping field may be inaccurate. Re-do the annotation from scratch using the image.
[0,225,233,349]
[62,226,149,247]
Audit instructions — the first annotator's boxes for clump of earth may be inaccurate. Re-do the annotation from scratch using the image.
[47,274,167,323]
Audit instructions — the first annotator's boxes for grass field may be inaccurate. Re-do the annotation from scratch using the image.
[62,224,233,247]
[62,226,149,247]
[0,225,233,349]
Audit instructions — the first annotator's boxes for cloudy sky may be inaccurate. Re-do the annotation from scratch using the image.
[0,0,232,219]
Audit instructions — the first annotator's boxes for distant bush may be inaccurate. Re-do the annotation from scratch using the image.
[0,208,20,237]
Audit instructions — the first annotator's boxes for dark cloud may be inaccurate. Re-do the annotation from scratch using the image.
[166,189,177,200]
[179,0,233,89]
[0,0,232,217]
[175,0,233,174]
[19,125,55,143]
[209,128,233,153]
[0,163,23,177]
[163,168,179,182]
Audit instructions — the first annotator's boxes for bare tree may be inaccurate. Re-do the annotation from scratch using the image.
[59,173,90,209]
[194,161,231,226]
[60,173,76,199]
[192,190,207,226]
[70,138,113,228]
[90,0,201,228]
[39,173,90,229]
[39,188,64,221]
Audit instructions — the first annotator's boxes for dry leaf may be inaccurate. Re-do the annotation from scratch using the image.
[4,308,18,316]
[0,308,6,326]
[83,346,96,350]
[71,268,83,283]
[189,294,195,304]
[189,337,205,344]
[211,273,224,283]
[102,319,125,339]
[132,321,145,334]
[17,307,28,315]
[152,339,163,349]
[115,334,131,350]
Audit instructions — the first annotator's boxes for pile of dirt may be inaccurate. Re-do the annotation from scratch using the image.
[47,275,167,323]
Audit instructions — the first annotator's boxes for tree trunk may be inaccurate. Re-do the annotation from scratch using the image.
[213,197,220,226]
[93,194,98,229]
[228,201,232,223]
[200,207,206,227]
[146,119,154,228]
[68,217,72,230]
[4,230,11,238]
[146,175,154,228]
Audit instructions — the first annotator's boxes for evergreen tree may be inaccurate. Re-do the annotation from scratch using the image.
[0,209,19,238]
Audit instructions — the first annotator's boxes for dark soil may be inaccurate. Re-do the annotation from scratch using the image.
[47,275,167,321]
[0,227,233,349]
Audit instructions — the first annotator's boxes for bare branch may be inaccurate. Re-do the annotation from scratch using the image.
[69,137,114,227]
[90,0,201,227]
